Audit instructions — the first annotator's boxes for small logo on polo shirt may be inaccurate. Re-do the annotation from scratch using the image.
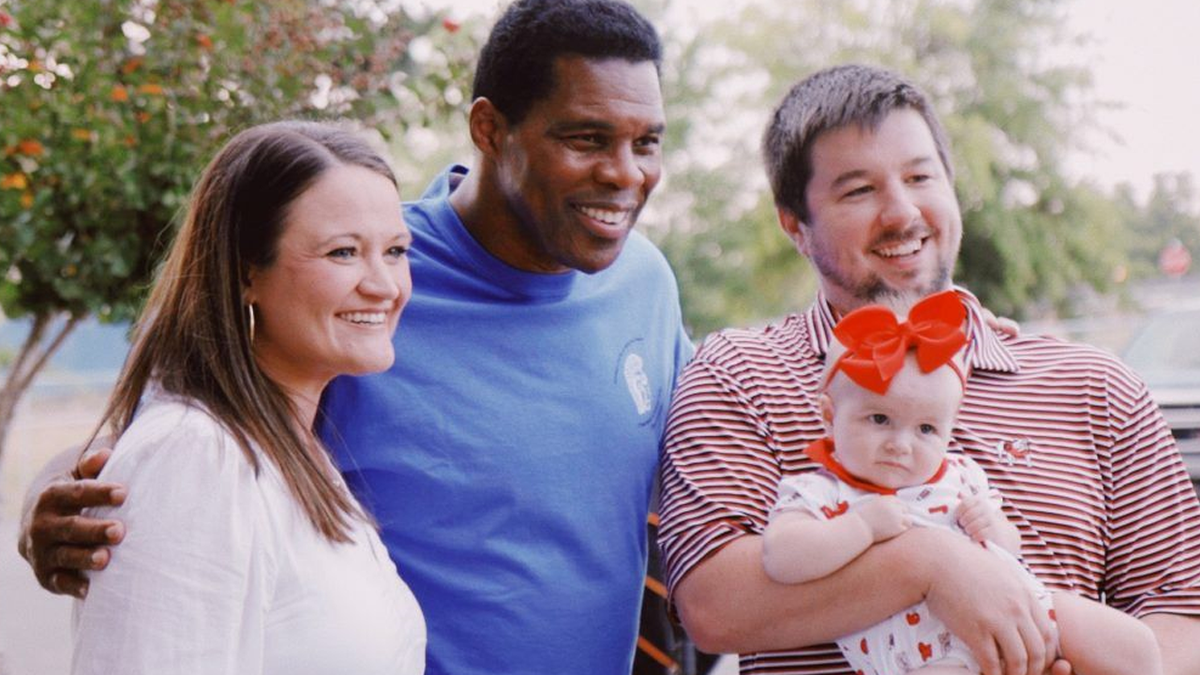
[995,437,1034,467]
[624,353,652,415]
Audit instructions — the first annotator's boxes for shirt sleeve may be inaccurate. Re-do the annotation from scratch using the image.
[1101,363,1200,617]
[657,338,791,602]
[673,321,697,381]
[72,403,277,675]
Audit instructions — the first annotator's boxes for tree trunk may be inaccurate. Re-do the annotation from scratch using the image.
[0,312,84,462]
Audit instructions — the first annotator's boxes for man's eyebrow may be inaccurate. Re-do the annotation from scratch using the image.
[828,156,939,190]
[549,120,615,134]
[830,169,869,191]
[547,120,666,135]
[905,155,939,170]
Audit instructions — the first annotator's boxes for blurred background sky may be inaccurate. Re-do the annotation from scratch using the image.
[1063,0,1200,197]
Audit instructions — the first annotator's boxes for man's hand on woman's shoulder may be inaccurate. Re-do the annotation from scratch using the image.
[18,445,126,599]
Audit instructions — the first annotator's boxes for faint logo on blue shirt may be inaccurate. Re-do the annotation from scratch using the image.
[623,353,652,416]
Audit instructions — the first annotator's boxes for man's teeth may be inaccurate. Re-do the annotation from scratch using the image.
[876,239,923,258]
[339,312,386,325]
[577,205,627,225]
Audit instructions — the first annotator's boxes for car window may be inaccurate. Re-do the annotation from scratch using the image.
[1124,310,1200,372]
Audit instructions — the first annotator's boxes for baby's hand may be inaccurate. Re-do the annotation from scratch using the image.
[854,496,911,542]
[956,494,1001,544]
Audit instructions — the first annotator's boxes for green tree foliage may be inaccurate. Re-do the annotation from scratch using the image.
[647,0,1125,334]
[0,0,474,455]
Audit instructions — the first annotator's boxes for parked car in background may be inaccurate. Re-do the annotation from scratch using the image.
[1122,306,1200,493]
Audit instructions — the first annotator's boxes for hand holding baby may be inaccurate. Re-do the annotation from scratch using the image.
[854,495,912,542]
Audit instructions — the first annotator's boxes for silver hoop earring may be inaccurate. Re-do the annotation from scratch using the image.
[246,303,256,343]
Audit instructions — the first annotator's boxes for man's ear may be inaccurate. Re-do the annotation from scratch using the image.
[467,97,507,158]
[777,207,811,257]
[820,392,835,436]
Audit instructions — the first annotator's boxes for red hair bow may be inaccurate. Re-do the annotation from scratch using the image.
[829,290,967,395]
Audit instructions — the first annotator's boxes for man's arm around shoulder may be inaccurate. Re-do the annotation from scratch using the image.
[17,442,125,598]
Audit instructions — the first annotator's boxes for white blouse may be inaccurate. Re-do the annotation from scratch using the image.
[72,391,425,675]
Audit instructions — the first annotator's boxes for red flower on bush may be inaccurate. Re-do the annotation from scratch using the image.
[16,139,44,156]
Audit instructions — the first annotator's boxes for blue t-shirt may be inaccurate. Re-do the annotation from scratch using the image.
[319,166,693,674]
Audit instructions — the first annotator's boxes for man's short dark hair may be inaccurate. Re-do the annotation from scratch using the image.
[762,64,954,223]
[472,0,662,126]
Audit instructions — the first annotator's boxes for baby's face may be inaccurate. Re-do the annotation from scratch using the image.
[823,360,962,490]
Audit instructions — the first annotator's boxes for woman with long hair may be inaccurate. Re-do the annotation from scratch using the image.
[71,121,425,674]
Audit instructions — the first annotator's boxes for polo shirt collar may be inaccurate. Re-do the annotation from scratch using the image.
[802,286,1020,374]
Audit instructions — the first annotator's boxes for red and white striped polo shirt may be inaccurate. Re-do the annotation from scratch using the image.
[659,290,1200,674]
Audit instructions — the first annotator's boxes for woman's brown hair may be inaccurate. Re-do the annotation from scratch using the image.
[94,121,398,542]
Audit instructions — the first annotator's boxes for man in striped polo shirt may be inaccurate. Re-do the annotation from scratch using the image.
[657,64,1200,675]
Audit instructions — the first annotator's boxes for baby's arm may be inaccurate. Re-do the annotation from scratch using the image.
[956,493,1021,555]
[763,496,911,584]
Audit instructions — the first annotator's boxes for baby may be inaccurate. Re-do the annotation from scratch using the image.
[762,290,1161,675]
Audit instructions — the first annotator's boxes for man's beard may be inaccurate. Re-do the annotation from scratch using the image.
[815,256,953,315]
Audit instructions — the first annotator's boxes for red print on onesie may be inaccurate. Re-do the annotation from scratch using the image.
[918,642,933,662]
[821,500,849,519]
